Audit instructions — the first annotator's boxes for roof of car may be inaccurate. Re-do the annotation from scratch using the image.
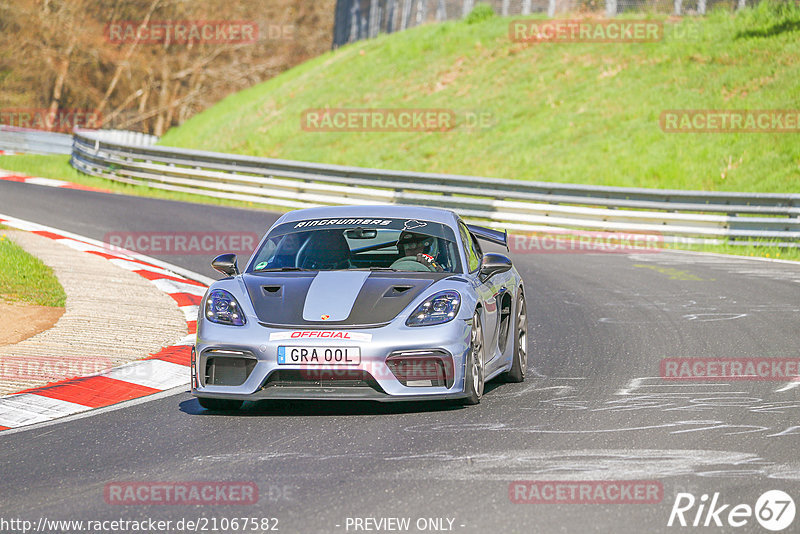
[275,205,460,227]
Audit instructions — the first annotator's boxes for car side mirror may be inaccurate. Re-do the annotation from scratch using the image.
[212,253,239,277]
[479,253,512,281]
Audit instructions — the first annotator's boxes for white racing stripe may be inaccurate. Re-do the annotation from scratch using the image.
[302,271,371,321]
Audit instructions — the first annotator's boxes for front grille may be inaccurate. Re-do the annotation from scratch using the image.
[262,370,385,393]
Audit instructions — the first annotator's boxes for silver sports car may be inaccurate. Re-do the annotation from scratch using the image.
[192,205,527,410]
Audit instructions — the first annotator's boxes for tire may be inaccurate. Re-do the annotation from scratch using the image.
[504,291,527,383]
[197,397,243,411]
[462,311,485,405]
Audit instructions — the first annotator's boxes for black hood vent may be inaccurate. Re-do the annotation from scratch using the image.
[243,271,448,328]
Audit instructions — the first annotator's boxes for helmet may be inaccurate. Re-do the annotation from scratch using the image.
[397,231,434,256]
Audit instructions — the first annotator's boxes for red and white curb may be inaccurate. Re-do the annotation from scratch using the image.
[0,214,214,431]
[0,150,17,156]
[0,169,110,193]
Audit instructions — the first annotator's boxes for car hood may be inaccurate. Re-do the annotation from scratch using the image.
[242,271,452,328]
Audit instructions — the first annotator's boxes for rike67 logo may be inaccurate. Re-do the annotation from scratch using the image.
[668,490,795,531]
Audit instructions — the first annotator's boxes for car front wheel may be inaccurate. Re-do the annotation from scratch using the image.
[504,291,527,383]
[462,311,485,405]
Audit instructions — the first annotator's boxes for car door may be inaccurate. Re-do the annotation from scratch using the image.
[459,222,500,362]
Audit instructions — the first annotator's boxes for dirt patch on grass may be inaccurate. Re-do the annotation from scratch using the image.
[0,300,64,346]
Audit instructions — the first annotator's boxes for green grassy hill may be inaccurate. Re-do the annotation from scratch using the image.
[159,2,800,193]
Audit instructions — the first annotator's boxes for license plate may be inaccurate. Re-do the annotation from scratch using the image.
[277,346,361,365]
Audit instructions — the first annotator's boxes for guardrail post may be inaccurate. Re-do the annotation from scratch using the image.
[462,0,474,17]
[674,0,682,16]
[522,0,531,16]
[501,0,510,16]
[698,0,707,15]
[547,0,557,17]
[737,0,746,10]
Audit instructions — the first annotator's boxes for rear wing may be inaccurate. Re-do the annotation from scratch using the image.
[466,224,508,251]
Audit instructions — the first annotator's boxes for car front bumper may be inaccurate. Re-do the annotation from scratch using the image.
[191,318,472,402]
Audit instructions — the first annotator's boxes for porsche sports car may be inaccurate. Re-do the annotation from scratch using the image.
[192,205,527,410]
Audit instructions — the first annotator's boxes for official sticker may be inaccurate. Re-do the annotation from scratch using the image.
[269,331,373,342]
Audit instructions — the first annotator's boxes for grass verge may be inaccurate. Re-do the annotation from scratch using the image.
[663,240,800,262]
[159,2,800,193]
[0,230,67,307]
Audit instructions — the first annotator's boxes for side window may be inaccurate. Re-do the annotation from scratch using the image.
[459,223,480,273]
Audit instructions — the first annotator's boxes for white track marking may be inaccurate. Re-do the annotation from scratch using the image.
[0,395,92,428]
[150,278,207,296]
[22,177,70,187]
[179,305,199,322]
[0,386,188,436]
[102,360,190,390]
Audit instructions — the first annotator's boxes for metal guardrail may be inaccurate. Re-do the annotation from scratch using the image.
[0,126,74,155]
[0,126,158,155]
[70,129,800,244]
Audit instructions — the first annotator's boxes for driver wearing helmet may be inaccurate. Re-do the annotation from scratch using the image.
[390,231,443,272]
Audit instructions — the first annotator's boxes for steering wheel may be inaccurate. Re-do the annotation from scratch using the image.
[390,256,436,272]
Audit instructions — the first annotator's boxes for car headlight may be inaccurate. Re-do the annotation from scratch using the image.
[406,290,460,327]
[205,289,246,326]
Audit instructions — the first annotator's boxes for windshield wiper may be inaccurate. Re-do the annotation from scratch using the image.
[365,267,399,272]
[254,267,308,272]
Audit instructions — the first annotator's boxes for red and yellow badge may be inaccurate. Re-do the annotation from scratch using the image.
[320,314,330,321]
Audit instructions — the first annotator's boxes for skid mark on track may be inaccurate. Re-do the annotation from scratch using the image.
[465,377,800,440]
[191,449,800,482]
[588,289,796,325]
[633,264,710,281]
[407,449,800,482]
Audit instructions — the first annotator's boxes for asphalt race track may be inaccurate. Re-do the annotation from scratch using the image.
[1,180,799,533]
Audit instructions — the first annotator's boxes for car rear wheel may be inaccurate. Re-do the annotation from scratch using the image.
[504,291,527,383]
[198,397,243,411]
[462,311,485,405]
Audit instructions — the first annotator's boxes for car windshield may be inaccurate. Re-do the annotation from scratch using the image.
[249,217,462,273]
